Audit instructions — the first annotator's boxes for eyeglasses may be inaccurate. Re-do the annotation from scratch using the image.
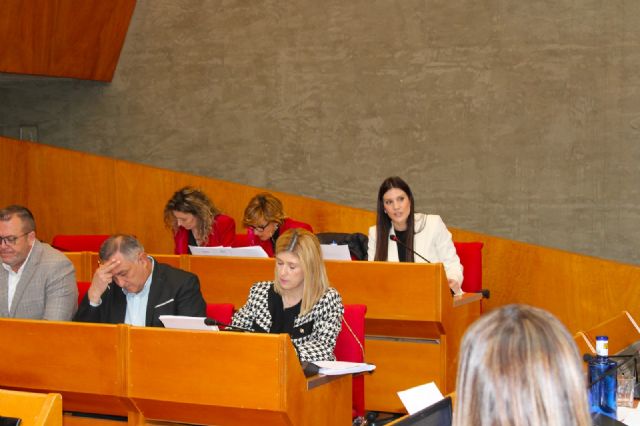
[249,222,270,232]
[0,232,30,246]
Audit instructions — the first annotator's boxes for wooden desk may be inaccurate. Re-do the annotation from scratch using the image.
[66,253,483,413]
[0,320,350,425]
[184,256,482,412]
[584,311,640,355]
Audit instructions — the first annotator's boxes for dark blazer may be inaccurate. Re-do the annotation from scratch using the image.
[73,260,206,327]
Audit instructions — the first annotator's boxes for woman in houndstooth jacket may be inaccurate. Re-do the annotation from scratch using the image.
[232,229,344,362]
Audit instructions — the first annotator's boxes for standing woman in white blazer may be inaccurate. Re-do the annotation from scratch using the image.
[367,176,464,295]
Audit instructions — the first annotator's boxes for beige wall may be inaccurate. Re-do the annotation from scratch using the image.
[0,1,639,264]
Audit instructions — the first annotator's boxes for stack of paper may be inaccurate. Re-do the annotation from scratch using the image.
[159,315,219,331]
[313,361,376,375]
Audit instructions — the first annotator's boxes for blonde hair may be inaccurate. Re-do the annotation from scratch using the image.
[243,193,286,227]
[454,304,591,426]
[163,186,220,245]
[274,229,329,315]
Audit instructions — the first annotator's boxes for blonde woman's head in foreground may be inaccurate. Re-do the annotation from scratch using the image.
[454,304,591,426]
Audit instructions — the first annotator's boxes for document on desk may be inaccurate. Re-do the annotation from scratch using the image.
[320,244,351,261]
[397,382,444,415]
[313,361,376,375]
[159,315,219,331]
[189,245,269,258]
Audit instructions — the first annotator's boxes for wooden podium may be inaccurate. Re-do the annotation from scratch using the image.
[0,319,351,425]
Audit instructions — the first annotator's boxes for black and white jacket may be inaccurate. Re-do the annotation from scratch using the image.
[232,281,344,362]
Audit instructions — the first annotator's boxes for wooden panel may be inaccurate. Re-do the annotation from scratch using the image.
[24,144,117,244]
[0,319,130,416]
[126,328,350,425]
[365,340,442,413]
[64,252,91,282]
[186,256,274,306]
[584,311,640,355]
[451,228,640,334]
[0,137,375,255]
[0,320,351,425]
[326,261,444,321]
[0,389,62,426]
[0,0,136,81]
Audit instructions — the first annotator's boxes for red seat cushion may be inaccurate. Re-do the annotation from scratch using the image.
[77,281,91,306]
[52,235,110,252]
[454,241,484,293]
[206,303,234,328]
[334,304,367,418]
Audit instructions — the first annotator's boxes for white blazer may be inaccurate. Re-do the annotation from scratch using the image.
[368,213,464,286]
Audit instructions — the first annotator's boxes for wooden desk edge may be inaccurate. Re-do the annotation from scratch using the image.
[307,373,353,390]
[452,292,482,308]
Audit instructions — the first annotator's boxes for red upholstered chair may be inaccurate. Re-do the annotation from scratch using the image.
[206,303,234,329]
[77,281,91,306]
[334,304,367,420]
[51,235,110,252]
[453,241,485,294]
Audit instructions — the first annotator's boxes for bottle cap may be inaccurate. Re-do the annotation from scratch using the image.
[595,335,609,357]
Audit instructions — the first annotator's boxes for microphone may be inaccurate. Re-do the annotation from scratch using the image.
[204,317,255,333]
[390,234,431,263]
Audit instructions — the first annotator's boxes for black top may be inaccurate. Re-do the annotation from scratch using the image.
[395,229,409,262]
[187,230,197,254]
[267,285,302,335]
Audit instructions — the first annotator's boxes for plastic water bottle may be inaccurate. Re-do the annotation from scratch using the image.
[588,335,617,419]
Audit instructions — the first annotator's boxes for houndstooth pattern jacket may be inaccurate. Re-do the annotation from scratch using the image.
[232,281,344,362]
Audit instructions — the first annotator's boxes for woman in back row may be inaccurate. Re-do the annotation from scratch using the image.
[368,176,463,294]
[164,186,236,254]
[240,192,313,257]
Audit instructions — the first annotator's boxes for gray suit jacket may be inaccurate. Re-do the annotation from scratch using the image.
[0,240,78,320]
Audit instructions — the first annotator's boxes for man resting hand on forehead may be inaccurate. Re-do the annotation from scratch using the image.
[74,234,206,327]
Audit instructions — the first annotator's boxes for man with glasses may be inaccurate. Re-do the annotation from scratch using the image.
[0,205,77,320]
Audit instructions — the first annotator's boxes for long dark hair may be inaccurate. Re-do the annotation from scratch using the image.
[374,176,416,261]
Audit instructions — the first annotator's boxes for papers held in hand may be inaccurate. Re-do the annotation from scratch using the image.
[188,245,268,258]
[313,361,376,375]
[159,315,219,331]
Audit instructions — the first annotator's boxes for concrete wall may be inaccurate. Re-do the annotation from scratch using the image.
[1,0,639,264]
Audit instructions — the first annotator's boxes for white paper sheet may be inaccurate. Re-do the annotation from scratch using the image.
[189,245,269,258]
[397,382,444,415]
[320,244,351,261]
[313,360,376,375]
[159,315,219,331]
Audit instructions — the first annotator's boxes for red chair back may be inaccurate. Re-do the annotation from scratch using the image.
[52,235,110,252]
[77,281,91,306]
[206,303,234,328]
[454,241,484,293]
[334,304,367,419]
